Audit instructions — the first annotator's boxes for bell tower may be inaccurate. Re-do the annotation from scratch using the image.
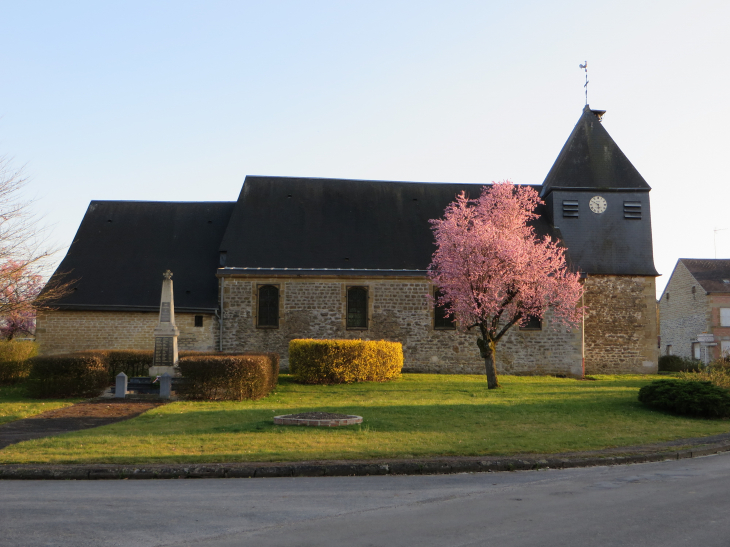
[540,105,659,373]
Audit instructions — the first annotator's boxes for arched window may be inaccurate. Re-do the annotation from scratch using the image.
[258,285,279,328]
[519,315,542,330]
[434,289,455,329]
[347,287,368,329]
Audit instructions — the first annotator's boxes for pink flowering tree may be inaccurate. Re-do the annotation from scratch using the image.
[0,261,43,340]
[0,156,74,339]
[429,182,584,389]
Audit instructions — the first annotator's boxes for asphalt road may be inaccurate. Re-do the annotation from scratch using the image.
[3,453,730,547]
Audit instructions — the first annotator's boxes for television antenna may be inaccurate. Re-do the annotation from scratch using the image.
[579,61,588,105]
[714,227,727,258]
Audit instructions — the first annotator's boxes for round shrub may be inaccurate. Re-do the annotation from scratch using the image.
[177,353,279,401]
[289,339,403,384]
[26,354,109,398]
[0,340,39,385]
[638,379,730,418]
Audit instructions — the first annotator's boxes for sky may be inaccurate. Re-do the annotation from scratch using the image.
[0,0,728,297]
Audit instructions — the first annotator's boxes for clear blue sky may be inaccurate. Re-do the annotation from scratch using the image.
[1,0,728,296]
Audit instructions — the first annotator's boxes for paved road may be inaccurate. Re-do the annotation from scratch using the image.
[3,453,730,546]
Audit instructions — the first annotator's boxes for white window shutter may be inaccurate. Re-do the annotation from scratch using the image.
[721,308,730,327]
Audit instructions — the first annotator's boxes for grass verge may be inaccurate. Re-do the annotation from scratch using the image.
[2,374,729,464]
[0,385,81,425]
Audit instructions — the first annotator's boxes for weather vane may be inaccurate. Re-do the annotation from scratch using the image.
[579,61,588,105]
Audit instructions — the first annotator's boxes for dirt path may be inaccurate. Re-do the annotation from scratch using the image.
[0,399,166,449]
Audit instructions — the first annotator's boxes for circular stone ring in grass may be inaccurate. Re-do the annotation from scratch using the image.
[274,412,363,427]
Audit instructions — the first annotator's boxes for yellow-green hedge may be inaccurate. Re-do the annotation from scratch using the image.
[0,340,39,385]
[289,339,403,384]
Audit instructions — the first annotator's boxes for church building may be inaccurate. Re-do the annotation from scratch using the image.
[37,106,660,376]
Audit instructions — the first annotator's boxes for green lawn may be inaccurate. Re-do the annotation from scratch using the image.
[0,385,81,425]
[1,373,729,464]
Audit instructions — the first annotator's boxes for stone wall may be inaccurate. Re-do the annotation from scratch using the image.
[583,275,658,373]
[658,262,708,359]
[35,310,218,355]
[220,275,583,376]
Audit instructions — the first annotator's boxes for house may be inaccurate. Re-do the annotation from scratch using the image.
[659,259,730,361]
[37,105,660,376]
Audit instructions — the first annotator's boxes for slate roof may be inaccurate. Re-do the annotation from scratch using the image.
[540,105,651,197]
[218,177,555,273]
[47,201,235,312]
[680,259,730,293]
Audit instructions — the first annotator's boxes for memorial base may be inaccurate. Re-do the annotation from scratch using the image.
[149,365,179,377]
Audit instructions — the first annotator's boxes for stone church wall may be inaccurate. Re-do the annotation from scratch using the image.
[35,310,218,355]
[35,275,657,376]
[220,275,583,376]
[583,275,658,374]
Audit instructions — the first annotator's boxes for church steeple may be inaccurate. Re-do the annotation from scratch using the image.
[540,105,651,198]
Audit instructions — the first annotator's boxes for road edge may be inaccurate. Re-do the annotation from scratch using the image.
[2,441,730,480]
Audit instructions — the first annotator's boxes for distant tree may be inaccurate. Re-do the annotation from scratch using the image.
[429,182,583,389]
[0,260,43,339]
[0,157,71,337]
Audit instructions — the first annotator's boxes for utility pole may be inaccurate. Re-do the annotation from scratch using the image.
[714,228,727,258]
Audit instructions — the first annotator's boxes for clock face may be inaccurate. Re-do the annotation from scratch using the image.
[589,195,607,214]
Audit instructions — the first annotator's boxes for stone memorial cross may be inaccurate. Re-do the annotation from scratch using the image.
[149,270,180,377]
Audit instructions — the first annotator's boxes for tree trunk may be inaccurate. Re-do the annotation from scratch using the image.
[477,336,500,389]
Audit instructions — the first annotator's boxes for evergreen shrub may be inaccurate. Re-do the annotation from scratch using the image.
[0,340,39,385]
[176,353,279,400]
[638,379,730,418]
[289,339,403,384]
[26,354,108,398]
[658,355,702,372]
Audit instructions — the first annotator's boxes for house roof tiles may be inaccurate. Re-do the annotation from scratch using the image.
[681,259,730,293]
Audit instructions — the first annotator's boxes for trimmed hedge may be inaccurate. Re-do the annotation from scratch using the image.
[289,339,403,384]
[73,350,154,382]
[26,354,109,398]
[638,379,730,418]
[658,355,702,372]
[72,350,223,382]
[176,353,279,400]
[0,340,39,385]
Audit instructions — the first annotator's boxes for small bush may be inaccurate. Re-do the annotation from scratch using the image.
[26,354,109,398]
[638,379,730,418]
[658,355,702,372]
[678,358,730,389]
[289,339,403,384]
[177,353,279,400]
[0,340,39,385]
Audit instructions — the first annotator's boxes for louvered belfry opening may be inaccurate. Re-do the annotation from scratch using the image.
[562,200,579,218]
[623,201,642,219]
